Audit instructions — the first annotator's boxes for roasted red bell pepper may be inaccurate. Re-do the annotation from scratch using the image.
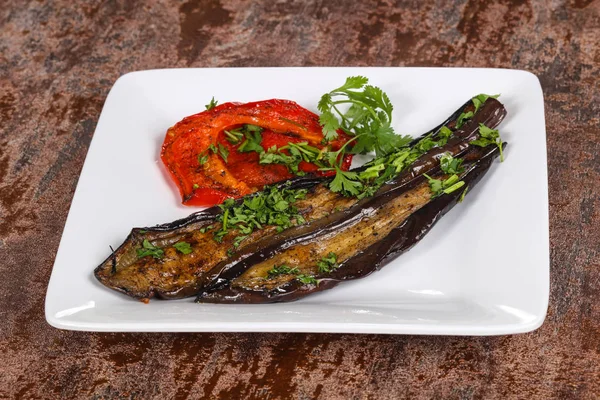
[161,99,353,206]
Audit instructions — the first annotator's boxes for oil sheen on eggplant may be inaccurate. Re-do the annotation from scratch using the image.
[94,98,506,301]
[196,144,503,303]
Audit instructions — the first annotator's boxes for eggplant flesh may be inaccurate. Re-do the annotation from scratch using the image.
[196,144,503,304]
[94,98,506,301]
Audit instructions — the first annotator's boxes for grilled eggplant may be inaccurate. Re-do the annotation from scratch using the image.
[94,98,506,301]
[197,144,502,303]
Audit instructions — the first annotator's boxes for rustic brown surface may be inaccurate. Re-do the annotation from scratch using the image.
[1,0,599,398]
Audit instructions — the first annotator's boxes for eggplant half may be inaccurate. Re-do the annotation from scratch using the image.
[94,98,506,301]
[196,144,503,303]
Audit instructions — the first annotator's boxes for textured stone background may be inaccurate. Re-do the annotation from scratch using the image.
[1,0,599,399]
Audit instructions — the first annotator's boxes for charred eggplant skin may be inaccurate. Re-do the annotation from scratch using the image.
[198,99,506,294]
[196,144,504,304]
[94,98,505,301]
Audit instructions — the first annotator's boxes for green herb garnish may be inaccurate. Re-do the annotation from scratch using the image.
[330,168,363,196]
[423,173,465,198]
[197,152,208,165]
[217,143,229,163]
[214,183,307,243]
[199,225,213,234]
[317,76,411,155]
[267,264,300,278]
[296,274,318,285]
[470,123,504,161]
[136,239,164,259]
[317,252,338,273]
[472,93,500,113]
[458,186,469,203]
[456,111,474,129]
[173,241,193,255]
[224,128,244,144]
[439,153,464,175]
[205,97,218,110]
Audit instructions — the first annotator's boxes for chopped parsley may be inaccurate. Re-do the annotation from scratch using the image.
[259,142,326,176]
[439,153,464,175]
[458,186,469,203]
[197,152,208,165]
[136,239,164,260]
[205,97,218,110]
[317,252,339,273]
[423,173,465,198]
[265,264,318,285]
[237,125,264,153]
[456,93,500,129]
[470,123,504,161]
[173,241,193,255]
[213,183,308,243]
[472,93,499,113]
[456,111,474,129]
[267,264,299,278]
[199,225,213,233]
[296,274,318,285]
[224,128,244,144]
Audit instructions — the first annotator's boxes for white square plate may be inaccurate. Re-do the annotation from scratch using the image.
[45,67,549,334]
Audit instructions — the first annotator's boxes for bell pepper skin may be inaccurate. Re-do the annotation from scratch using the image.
[161,99,353,207]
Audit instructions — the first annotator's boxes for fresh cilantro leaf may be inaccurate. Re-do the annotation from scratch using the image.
[217,143,229,163]
[317,252,338,273]
[224,128,244,144]
[337,75,369,91]
[318,76,409,160]
[472,93,500,113]
[296,274,318,285]
[136,239,164,259]
[214,184,308,244]
[439,153,464,175]
[197,152,208,165]
[319,110,340,141]
[423,173,465,197]
[232,235,247,248]
[173,241,193,255]
[205,97,218,110]
[199,225,213,234]
[267,264,300,278]
[330,168,363,196]
[439,125,453,138]
[456,111,474,129]
[458,186,469,203]
[470,123,504,161]
[237,129,264,153]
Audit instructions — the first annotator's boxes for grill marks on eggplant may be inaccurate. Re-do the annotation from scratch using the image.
[197,144,503,304]
[94,186,357,300]
[232,183,432,292]
[94,98,507,302]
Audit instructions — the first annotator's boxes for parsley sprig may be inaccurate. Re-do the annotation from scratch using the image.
[317,76,411,157]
